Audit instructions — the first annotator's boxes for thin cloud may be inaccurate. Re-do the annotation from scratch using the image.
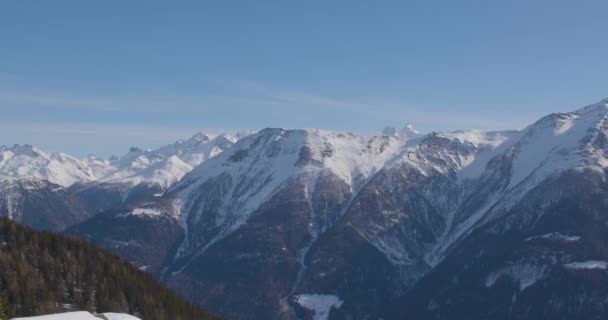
[357,100,533,132]
[0,121,222,140]
[0,91,211,113]
[224,81,533,131]
[0,77,535,135]
[229,80,349,109]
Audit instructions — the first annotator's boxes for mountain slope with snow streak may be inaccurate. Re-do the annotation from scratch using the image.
[145,98,608,319]
[150,123,527,319]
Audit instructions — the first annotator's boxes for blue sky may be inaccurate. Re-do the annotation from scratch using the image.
[1,1,607,157]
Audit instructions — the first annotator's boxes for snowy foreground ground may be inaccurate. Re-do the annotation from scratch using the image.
[11,311,141,320]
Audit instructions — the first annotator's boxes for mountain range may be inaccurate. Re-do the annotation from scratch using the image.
[2,98,608,319]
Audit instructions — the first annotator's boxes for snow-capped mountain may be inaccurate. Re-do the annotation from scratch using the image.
[0,131,249,230]
[6,98,608,319]
[79,98,605,320]
[0,144,97,187]
[120,123,516,318]
[0,145,101,230]
[99,132,246,188]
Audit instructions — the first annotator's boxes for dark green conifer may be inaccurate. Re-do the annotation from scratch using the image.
[0,217,219,320]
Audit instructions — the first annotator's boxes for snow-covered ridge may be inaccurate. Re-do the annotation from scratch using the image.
[97,132,249,189]
[426,99,608,267]
[0,144,97,187]
[505,99,608,189]
[175,124,510,200]
[2,97,608,203]
[0,131,252,189]
[169,124,519,262]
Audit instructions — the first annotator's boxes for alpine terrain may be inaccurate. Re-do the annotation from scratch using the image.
[2,98,608,319]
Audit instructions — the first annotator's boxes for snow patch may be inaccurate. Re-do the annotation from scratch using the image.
[11,311,141,320]
[563,260,608,270]
[525,232,580,242]
[295,294,343,320]
[130,207,161,216]
[0,145,97,187]
[485,263,546,291]
[100,313,142,320]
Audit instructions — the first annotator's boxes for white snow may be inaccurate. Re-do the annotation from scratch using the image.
[295,294,343,320]
[525,232,580,242]
[302,129,404,187]
[172,128,409,252]
[485,263,546,291]
[102,155,192,189]
[506,102,608,190]
[100,313,142,320]
[447,130,516,179]
[427,100,608,269]
[11,311,141,320]
[0,130,247,190]
[130,207,162,216]
[0,145,97,187]
[96,132,244,189]
[83,155,116,178]
[151,133,234,167]
[173,128,309,256]
[439,130,512,149]
[11,312,100,320]
[563,260,608,270]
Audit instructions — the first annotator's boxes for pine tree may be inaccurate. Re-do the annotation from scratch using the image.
[0,217,219,320]
[0,291,10,320]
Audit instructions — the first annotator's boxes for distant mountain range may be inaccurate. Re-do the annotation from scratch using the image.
[2,98,608,319]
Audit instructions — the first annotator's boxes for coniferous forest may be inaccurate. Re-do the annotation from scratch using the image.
[0,217,219,320]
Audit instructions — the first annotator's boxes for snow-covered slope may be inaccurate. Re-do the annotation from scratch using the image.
[0,145,97,187]
[168,128,408,242]
[504,99,608,189]
[101,154,193,189]
[0,131,249,191]
[11,311,141,320]
[427,98,608,265]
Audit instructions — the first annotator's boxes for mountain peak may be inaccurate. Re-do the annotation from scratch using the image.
[382,123,420,138]
[188,132,212,143]
[9,144,43,157]
[402,123,420,135]
[221,130,256,143]
[128,147,144,153]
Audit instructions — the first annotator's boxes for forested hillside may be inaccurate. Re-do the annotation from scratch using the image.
[0,217,219,320]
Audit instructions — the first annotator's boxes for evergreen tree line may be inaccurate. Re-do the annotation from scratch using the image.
[0,217,219,320]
